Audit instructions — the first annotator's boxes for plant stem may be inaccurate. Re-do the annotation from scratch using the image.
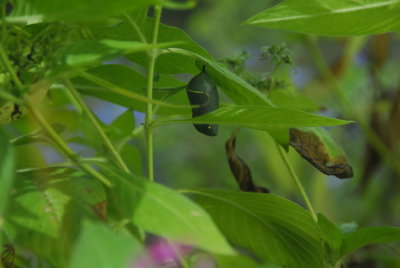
[0,45,24,91]
[145,5,163,182]
[25,100,112,187]
[306,36,400,179]
[64,78,130,173]
[276,142,318,222]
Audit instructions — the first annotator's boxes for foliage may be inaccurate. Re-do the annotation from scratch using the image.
[0,0,399,267]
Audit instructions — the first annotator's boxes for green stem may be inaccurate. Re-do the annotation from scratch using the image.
[145,5,163,182]
[64,78,130,173]
[0,45,24,91]
[276,142,318,222]
[306,36,400,179]
[25,100,112,187]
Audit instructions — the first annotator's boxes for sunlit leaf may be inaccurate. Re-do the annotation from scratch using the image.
[156,105,352,131]
[245,0,400,36]
[70,221,141,268]
[53,40,181,74]
[9,0,158,23]
[103,167,234,255]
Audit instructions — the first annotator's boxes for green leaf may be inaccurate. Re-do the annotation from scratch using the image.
[269,90,320,112]
[317,213,343,252]
[53,40,181,74]
[157,105,351,130]
[108,110,135,142]
[11,0,158,23]
[103,167,234,255]
[184,189,323,268]
[213,254,282,268]
[340,226,400,257]
[93,19,213,75]
[245,0,400,36]
[120,144,143,175]
[72,64,188,114]
[70,221,141,268]
[4,168,106,267]
[0,128,14,238]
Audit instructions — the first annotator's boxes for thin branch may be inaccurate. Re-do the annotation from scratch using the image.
[64,78,130,173]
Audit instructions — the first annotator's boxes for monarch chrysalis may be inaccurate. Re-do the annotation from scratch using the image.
[186,66,219,136]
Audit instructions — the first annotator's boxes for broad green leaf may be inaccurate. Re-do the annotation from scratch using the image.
[53,40,180,74]
[9,0,158,23]
[317,213,343,252]
[289,128,354,178]
[156,105,351,130]
[93,19,212,75]
[103,167,234,255]
[213,254,282,268]
[245,0,400,36]
[269,90,320,112]
[183,189,323,268]
[4,169,106,267]
[341,226,400,257]
[70,221,141,268]
[72,64,188,114]
[0,128,14,239]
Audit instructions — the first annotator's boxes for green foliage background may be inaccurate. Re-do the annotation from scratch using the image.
[0,0,399,267]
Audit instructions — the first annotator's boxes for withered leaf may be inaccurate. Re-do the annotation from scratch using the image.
[289,128,353,179]
[1,244,15,268]
[92,200,108,223]
[225,129,269,193]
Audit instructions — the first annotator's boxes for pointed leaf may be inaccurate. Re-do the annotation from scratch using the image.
[317,213,344,251]
[0,128,14,233]
[184,189,324,268]
[341,226,400,257]
[103,167,234,255]
[246,0,400,36]
[157,105,352,130]
[70,221,141,268]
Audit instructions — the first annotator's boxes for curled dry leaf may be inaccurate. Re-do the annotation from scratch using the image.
[225,129,269,193]
[289,128,353,179]
[1,244,15,268]
[92,200,108,223]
